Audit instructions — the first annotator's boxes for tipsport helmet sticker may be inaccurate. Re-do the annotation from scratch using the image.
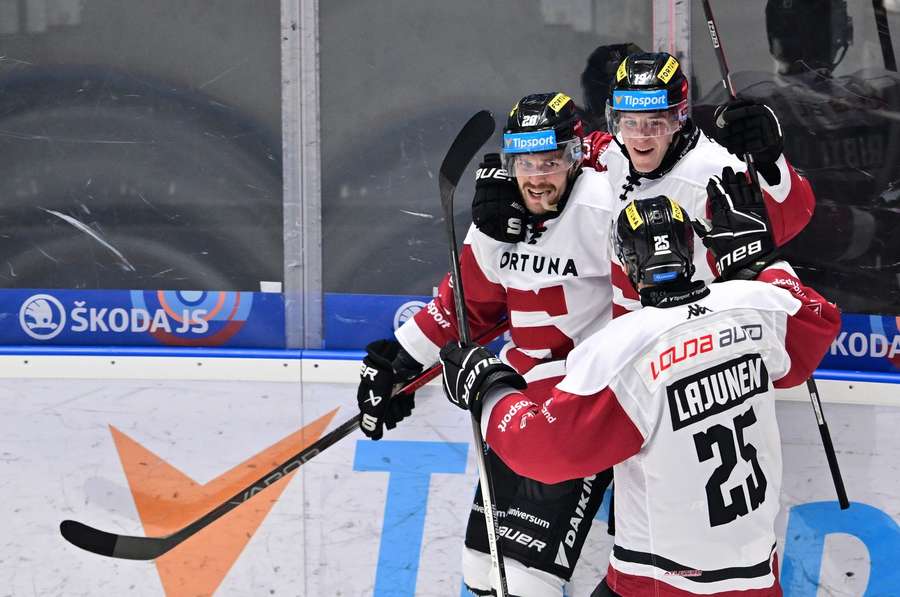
[612,89,669,111]
[652,270,679,283]
[503,129,557,154]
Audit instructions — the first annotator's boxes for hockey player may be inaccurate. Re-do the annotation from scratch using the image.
[355,92,618,596]
[693,0,900,314]
[582,51,816,317]
[439,182,841,596]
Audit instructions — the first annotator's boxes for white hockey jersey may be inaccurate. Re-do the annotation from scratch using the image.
[587,131,816,318]
[479,263,841,596]
[396,168,617,393]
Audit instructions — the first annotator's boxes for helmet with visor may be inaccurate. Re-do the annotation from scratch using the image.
[502,92,584,178]
[606,52,689,140]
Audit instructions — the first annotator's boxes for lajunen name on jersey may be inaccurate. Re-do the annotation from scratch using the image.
[499,251,578,277]
[667,353,769,431]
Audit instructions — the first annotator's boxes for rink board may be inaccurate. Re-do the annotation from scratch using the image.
[1,368,899,596]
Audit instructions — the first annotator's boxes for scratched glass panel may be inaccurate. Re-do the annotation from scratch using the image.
[691,0,900,315]
[0,0,282,291]
[320,0,653,295]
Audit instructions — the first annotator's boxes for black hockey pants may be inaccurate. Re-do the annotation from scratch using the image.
[465,448,613,581]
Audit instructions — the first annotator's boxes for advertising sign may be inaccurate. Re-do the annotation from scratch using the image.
[4,289,285,348]
[5,376,895,596]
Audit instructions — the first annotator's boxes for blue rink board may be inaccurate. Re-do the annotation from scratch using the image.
[2,289,900,378]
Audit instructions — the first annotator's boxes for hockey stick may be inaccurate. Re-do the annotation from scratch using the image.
[438,109,510,597]
[700,0,763,191]
[701,0,850,510]
[873,0,898,71]
[59,327,509,561]
[805,378,849,507]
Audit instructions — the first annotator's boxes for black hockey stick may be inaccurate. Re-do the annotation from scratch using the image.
[805,378,849,507]
[700,0,763,191]
[438,109,510,597]
[59,322,509,561]
[701,0,850,510]
[873,0,898,71]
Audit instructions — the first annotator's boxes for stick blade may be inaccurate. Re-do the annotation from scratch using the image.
[60,519,173,560]
[439,110,495,189]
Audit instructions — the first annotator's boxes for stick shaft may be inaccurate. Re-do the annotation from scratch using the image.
[805,378,850,508]
[701,0,849,511]
[700,0,761,189]
[438,111,509,596]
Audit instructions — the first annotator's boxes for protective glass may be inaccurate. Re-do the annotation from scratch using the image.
[501,138,583,177]
[606,99,688,139]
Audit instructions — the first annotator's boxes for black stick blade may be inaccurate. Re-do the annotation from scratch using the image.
[60,520,173,560]
[439,110,495,189]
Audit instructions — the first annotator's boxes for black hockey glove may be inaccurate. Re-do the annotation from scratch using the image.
[713,99,783,185]
[472,153,528,243]
[439,342,526,420]
[357,339,423,440]
[695,167,777,281]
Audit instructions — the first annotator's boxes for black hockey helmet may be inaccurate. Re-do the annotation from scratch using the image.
[580,42,645,127]
[502,92,585,177]
[766,0,852,74]
[606,52,690,140]
[613,195,695,288]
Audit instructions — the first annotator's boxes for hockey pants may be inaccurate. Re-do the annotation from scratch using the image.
[462,447,613,597]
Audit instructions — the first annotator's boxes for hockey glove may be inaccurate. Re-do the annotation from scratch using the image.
[472,153,528,243]
[439,342,526,420]
[713,99,783,185]
[357,339,423,440]
[696,167,777,281]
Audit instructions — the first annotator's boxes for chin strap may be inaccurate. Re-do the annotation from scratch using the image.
[639,279,710,308]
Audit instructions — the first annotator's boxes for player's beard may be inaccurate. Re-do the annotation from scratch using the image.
[521,182,561,214]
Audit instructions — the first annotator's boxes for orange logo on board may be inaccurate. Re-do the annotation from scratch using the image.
[110,409,338,596]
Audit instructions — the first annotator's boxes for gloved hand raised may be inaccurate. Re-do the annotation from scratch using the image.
[695,167,776,280]
[713,99,783,184]
[439,342,526,419]
[357,339,423,440]
[472,153,528,243]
